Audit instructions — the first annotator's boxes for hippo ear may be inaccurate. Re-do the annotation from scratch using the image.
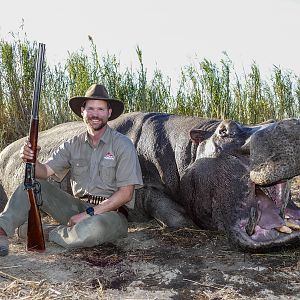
[259,119,276,125]
[190,129,213,145]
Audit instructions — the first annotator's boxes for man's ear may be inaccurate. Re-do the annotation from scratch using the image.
[108,108,112,119]
[81,107,84,116]
[190,129,213,145]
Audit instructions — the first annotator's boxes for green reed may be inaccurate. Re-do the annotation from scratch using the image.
[0,32,299,150]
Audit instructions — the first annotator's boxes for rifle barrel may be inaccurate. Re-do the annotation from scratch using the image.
[32,43,45,119]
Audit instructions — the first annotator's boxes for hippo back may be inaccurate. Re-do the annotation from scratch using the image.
[0,121,85,201]
[110,112,220,201]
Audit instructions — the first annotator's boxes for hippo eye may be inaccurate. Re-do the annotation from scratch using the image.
[219,127,228,137]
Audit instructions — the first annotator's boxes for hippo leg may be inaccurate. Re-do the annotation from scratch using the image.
[0,184,8,213]
[133,186,194,228]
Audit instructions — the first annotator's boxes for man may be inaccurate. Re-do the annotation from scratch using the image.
[0,84,143,256]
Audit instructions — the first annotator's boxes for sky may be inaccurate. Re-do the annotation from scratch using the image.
[0,0,300,89]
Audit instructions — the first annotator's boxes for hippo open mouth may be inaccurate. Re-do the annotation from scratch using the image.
[236,119,300,250]
[244,179,300,242]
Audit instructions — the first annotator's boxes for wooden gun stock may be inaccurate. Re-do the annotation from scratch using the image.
[24,43,45,252]
[26,187,45,251]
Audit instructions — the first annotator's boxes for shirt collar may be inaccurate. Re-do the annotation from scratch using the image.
[83,125,112,146]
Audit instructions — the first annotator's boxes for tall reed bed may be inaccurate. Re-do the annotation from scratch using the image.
[0,34,299,150]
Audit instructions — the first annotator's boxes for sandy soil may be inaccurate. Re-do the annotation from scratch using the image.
[0,177,299,300]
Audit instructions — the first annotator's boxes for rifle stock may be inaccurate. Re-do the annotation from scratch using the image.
[24,43,46,252]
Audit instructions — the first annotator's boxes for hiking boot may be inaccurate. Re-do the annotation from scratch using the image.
[0,228,8,256]
[17,223,59,242]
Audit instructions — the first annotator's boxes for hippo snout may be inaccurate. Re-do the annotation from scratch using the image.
[250,118,300,185]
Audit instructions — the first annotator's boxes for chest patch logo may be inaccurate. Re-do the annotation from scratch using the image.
[104,152,115,160]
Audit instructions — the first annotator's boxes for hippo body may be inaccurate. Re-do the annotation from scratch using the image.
[0,112,299,251]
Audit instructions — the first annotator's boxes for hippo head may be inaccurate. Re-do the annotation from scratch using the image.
[181,118,300,252]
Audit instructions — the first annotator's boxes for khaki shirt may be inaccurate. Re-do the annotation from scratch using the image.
[46,125,143,208]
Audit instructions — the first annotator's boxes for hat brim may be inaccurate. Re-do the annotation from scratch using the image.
[69,96,124,121]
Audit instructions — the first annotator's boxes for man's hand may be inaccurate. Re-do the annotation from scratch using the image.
[20,141,54,179]
[67,212,88,226]
[20,141,41,162]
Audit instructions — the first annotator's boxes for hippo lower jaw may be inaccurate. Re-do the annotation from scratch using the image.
[231,224,300,252]
[232,179,300,252]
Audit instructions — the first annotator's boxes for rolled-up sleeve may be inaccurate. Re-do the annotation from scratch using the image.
[46,141,71,182]
[115,136,143,189]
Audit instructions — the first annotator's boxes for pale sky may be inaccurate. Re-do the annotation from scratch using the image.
[1,0,300,88]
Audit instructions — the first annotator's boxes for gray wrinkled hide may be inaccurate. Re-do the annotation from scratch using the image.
[110,112,220,226]
[250,118,300,185]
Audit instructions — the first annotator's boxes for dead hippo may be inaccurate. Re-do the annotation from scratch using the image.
[180,117,300,251]
[0,112,299,252]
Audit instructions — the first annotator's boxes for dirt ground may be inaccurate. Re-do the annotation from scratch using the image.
[0,177,300,300]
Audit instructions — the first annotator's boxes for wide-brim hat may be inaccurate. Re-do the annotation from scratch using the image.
[69,84,124,120]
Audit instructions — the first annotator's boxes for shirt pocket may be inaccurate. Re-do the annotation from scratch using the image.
[70,159,89,177]
[99,159,117,184]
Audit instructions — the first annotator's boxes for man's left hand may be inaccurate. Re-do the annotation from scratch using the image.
[68,212,88,226]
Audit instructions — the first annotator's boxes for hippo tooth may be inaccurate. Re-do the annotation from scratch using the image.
[275,225,292,234]
[260,180,291,219]
[245,207,259,236]
[286,221,300,231]
[279,180,292,219]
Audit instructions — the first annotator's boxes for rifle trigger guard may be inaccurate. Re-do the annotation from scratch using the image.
[34,181,43,207]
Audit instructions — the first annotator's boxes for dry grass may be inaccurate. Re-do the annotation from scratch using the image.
[0,277,97,300]
[0,33,300,150]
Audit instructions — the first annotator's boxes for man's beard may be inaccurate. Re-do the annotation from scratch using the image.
[93,122,106,131]
[84,117,107,131]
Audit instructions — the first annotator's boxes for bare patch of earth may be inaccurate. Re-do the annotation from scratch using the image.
[0,177,300,300]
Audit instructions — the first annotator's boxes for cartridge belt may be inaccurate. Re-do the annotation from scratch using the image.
[81,195,107,205]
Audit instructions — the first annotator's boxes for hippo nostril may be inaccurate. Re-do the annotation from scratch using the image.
[245,206,259,236]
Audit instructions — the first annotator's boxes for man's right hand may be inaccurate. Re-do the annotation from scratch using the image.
[20,141,41,162]
[19,141,53,179]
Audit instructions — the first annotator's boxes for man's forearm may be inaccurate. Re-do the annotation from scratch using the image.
[67,185,135,226]
[35,161,54,179]
[93,185,134,215]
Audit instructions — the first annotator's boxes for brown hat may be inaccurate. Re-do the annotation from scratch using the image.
[69,84,124,120]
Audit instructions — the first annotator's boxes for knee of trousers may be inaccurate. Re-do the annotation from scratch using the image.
[49,212,128,249]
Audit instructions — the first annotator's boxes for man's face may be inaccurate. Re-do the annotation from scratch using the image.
[81,99,112,131]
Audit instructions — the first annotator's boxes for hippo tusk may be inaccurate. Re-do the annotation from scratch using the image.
[245,206,259,236]
[286,220,300,231]
[279,180,292,219]
[275,225,292,234]
[260,180,292,219]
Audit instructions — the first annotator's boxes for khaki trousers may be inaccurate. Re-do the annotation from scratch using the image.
[0,180,128,248]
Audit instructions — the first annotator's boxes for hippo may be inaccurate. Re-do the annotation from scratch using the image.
[180,117,300,251]
[0,112,299,252]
